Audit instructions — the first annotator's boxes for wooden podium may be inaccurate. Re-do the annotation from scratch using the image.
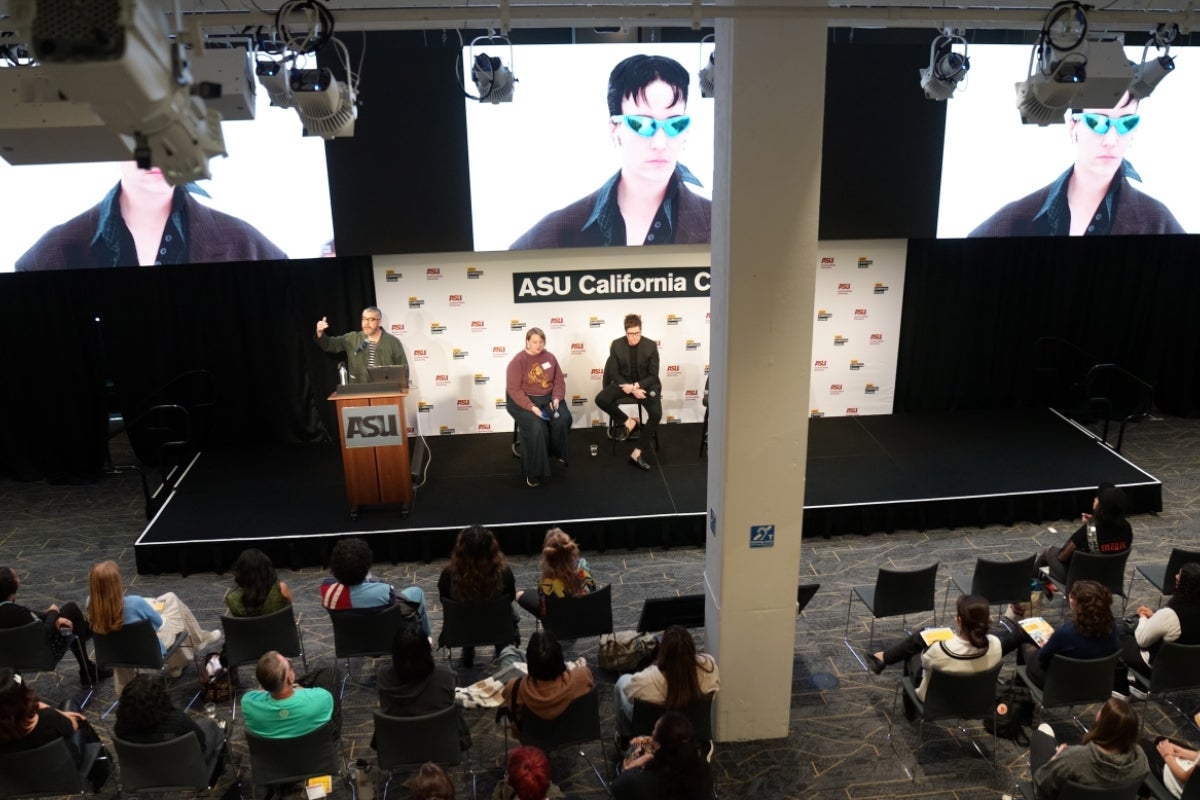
[329,388,412,518]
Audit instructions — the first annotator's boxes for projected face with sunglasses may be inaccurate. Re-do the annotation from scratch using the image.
[1067,93,1140,187]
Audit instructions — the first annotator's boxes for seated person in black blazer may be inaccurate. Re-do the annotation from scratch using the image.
[595,313,661,472]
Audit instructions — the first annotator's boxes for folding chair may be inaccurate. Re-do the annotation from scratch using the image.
[844,563,939,672]
[1045,551,1131,615]
[221,605,306,718]
[636,594,705,633]
[0,619,89,702]
[543,584,614,643]
[93,620,190,718]
[516,686,610,792]
[438,595,517,662]
[113,732,218,795]
[630,692,716,761]
[1016,651,1121,731]
[374,706,473,799]
[0,736,101,798]
[245,720,344,799]
[944,555,1036,618]
[1133,547,1200,605]
[326,603,411,698]
[1129,640,1200,735]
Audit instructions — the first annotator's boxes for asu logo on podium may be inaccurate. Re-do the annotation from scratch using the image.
[341,405,402,449]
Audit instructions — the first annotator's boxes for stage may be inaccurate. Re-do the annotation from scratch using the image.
[134,408,1162,575]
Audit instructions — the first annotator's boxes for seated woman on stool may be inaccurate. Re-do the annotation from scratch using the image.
[1020,580,1118,689]
[114,674,226,783]
[506,327,570,488]
[516,528,596,619]
[1115,562,1200,698]
[1031,698,1147,799]
[867,594,1003,715]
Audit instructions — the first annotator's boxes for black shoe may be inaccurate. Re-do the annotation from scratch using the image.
[461,646,475,669]
[613,426,630,442]
[629,455,651,471]
[866,653,886,675]
[526,476,540,487]
[79,661,112,686]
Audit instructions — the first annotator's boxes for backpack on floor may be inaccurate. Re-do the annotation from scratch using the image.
[984,682,1033,746]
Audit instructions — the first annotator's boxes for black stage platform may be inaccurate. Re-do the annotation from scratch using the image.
[135,409,1161,575]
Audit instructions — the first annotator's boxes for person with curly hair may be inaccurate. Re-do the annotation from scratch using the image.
[516,528,596,619]
[438,526,517,667]
[224,548,292,617]
[1115,562,1200,698]
[614,626,719,744]
[86,560,221,687]
[405,761,456,800]
[1031,698,1147,799]
[613,711,712,800]
[1021,579,1119,689]
[0,668,108,789]
[113,674,225,782]
[319,537,430,637]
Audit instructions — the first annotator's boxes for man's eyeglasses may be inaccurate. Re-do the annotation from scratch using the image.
[361,317,381,322]
[611,114,691,138]
[1071,112,1141,136]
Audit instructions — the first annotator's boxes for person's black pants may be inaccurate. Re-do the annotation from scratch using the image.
[506,394,570,479]
[594,386,661,448]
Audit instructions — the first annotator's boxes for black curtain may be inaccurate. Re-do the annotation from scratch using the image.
[896,235,1200,416]
[0,256,376,482]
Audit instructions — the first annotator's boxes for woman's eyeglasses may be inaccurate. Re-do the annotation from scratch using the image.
[610,114,692,138]
[1071,112,1141,136]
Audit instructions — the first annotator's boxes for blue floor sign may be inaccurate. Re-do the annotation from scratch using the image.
[750,524,775,548]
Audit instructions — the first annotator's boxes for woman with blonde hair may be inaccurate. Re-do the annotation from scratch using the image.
[86,561,220,686]
[516,527,596,619]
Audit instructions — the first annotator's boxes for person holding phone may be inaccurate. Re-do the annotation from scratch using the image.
[510,54,711,249]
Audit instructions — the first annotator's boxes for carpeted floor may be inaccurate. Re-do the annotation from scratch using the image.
[2,413,1199,800]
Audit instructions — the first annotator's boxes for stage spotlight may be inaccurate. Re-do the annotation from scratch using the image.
[1129,24,1177,100]
[1015,1,1089,125]
[919,30,969,101]
[290,67,356,139]
[469,34,516,103]
[698,34,715,99]
[256,59,294,109]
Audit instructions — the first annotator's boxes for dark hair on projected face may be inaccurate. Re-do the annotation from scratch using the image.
[607,54,690,117]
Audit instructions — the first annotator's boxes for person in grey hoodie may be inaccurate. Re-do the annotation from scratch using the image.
[1032,697,1149,799]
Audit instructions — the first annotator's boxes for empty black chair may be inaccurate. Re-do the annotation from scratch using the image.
[0,736,101,798]
[1135,547,1200,604]
[543,584,614,643]
[636,594,705,633]
[326,603,411,697]
[945,555,1036,617]
[1016,652,1121,730]
[113,732,218,794]
[439,595,518,657]
[1129,640,1200,734]
[245,720,343,796]
[373,706,471,799]
[843,563,939,671]
[517,686,609,791]
[220,605,306,718]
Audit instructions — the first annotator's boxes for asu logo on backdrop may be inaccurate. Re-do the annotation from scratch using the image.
[426,268,442,280]
[477,423,492,432]
[865,384,880,395]
[704,363,710,375]
[666,415,682,424]
[412,349,428,361]
[571,394,587,407]
[385,269,402,283]
[588,316,604,328]
[467,267,484,279]
[429,322,446,334]
[816,309,832,321]
[869,333,884,344]
[470,321,486,332]
[685,339,701,351]
[591,418,607,430]
[452,348,468,360]
[509,320,525,331]
[873,283,889,295]
[391,323,405,334]
[590,368,603,380]
[438,425,455,435]
[570,343,585,355]
[830,384,843,395]
[810,409,825,418]
[814,360,827,371]
[846,407,860,416]
[456,399,471,411]
[849,360,864,371]
[473,374,489,385]
[494,398,506,409]
[449,294,464,307]
[408,296,424,309]
[857,257,873,269]
[837,283,852,295]
[666,314,683,326]
[820,256,836,268]
[417,402,435,412]
[685,389,699,401]
[492,346,507,358]
[666,365,681,377]
[550,317,565,329]
[853,308,868,320]
[833,335,848,346]
[435,374,450,387]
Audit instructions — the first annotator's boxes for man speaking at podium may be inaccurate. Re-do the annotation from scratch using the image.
[314,306,409,385]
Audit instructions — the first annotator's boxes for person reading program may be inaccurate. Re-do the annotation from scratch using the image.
[594,314,661,472]
[16,162,286,270]
[509,54,712,249]
[969,92,1183,237]
[314,306,409,386]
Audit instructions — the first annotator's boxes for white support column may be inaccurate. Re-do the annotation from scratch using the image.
[704,16,825,741]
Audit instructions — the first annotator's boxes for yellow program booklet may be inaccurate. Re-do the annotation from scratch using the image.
[1019,616,1055,647]
[919,627,955,646]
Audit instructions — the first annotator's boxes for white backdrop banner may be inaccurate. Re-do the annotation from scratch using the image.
[809,240,907,418]
[372,247,713,439]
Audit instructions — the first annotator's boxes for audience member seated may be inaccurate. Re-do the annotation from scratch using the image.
[224,548,292,617]
[1020,580,1119,689]
[1030,698,1147,799]
[86,560,220,686]
[867,593,1003,718]
[516,528,596,619]
[241,651,338,740]
[377,621,469,749]
[614,711,712,800]
[1114,561,1200,699]
[320,537,430,637]
[614,626,719,746]
[500,630,593,728]
[492,745,576,800]
[438,525,518,667]
[0,667,110,790]
[0,565,110,686]
[405,761,456,800]
[1143,736,1198,799]
[1034,483,1132,589]
[113,673,226,782]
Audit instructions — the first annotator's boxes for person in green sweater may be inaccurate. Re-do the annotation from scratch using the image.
[314,306,409,385]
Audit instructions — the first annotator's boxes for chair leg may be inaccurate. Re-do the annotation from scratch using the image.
[842,590,870,672]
